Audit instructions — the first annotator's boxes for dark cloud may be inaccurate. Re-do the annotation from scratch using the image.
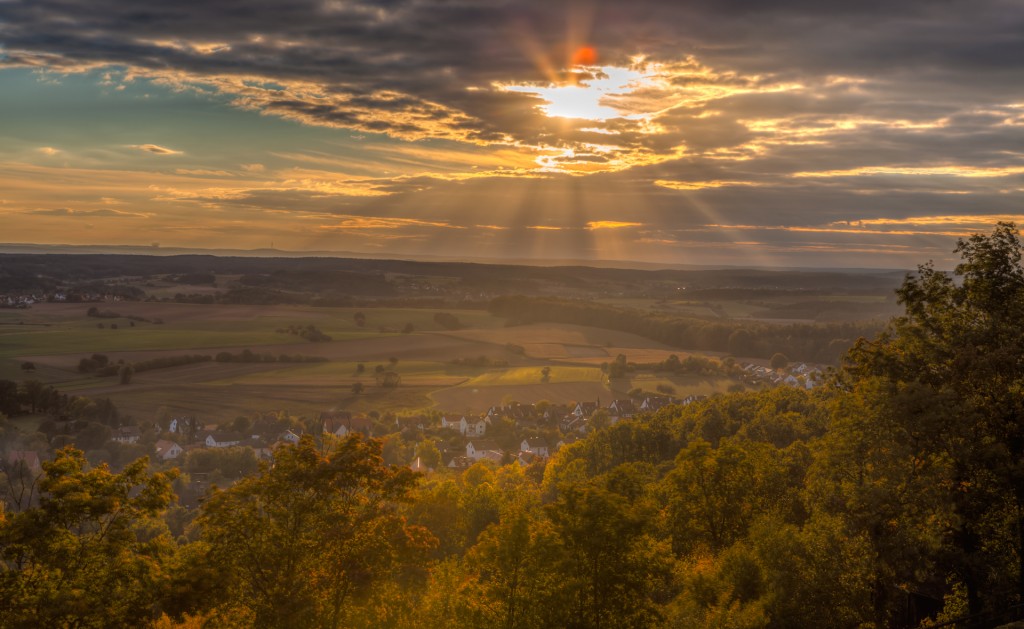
[3,0,1023,265]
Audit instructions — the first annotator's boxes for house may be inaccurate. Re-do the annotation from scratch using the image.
[447,456,472,470]
[5,450,42,473]
[520,437,550,458]
[572,401,600,418]
[466,439,502,461]
[205,432,243,448]
[154,439,183,461]
[560,414,588,434]
[441,415,488,437]
[607,399,635,421]
[280,429,302,444]
[516,451,537,467]
[112,426,141,444]
[639,396,672,412]
[395,415,425,431]
[464,416,488,437]
[323,413,374,438]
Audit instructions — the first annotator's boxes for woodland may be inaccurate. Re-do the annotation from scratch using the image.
[2,224,1024,628]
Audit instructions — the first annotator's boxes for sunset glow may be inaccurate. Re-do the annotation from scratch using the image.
[0,0,1022,267]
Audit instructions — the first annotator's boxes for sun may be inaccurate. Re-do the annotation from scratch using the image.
[499,58,654,122]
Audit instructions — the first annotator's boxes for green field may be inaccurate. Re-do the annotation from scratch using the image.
[1,301,750,422]
[464,366,604,387]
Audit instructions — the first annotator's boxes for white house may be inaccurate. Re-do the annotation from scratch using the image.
[323,414,374,438]
[520,437,550,458]
[572,401,599,418]
[607,399,635,423]
[205,432,242,448]
[280,429,302,444]
[466,439,502,461]
[154,439,183,461]
[441,415,488,437]
[112,426,141,444]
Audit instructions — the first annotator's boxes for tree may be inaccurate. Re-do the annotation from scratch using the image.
[540,366,551,383]
[19,362,34,373]
[415,440,442,470]
[402,322,415,334]
[608,354,629,379]
[119,364,134,385]
[353,312,366,327]
[546,483,667,628]
[377,371,402,388]
[828,222,1024,619]
[464,506,563,628]
[197,435,434,627]
[351,382,365,395]
[433,312,462,330]
[769,353,789,369]
[0,448,178,627]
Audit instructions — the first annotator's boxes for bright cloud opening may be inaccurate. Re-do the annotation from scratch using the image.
[499,65,654,121]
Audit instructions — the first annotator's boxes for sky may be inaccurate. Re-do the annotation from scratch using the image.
[2,0,1024,269]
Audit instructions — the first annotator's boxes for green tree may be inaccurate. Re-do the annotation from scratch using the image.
[0,448,178,628]
[546,483,668,628]
[769,353,788,369]
[415,440,442,469]
[464,506,564,628]
[827,222,1024,618]
[119,363,134,385]
[351,381,365,395]
[197,435,434,627]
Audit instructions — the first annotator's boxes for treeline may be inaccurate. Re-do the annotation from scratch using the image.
[0,379,119,424]
[489,296,880,363]
[213,349,328,363]
[276,323,332,342]
[76,351,327,377]
[79,353,212,377]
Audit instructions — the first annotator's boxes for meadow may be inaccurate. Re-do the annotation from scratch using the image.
[0,301,751,423]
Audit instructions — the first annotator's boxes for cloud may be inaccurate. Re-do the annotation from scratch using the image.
[586,221,642,230]
[37,146,60,156]
[24,207,150,218]
[130,144,183,155]
[3,0,1024,266]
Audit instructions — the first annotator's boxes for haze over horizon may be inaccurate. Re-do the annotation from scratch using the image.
[2,0,1024,268]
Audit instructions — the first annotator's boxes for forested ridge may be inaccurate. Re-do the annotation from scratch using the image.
[2,224,1024,628]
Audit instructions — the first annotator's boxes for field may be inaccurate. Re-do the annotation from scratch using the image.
[1,302,750,423]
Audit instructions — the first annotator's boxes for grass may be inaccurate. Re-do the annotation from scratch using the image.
[627,373,750,397]
[2,301,741,416]
[465,366,604,387]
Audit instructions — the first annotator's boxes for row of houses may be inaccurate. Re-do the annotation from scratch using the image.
[740,362,822,388]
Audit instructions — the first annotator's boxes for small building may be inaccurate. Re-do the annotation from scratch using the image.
[466,439,502,461]
[154,439,183,461]
[205,432,243,448]
[572,401,599,418]
[520,437,550,458]
[323,413,374,438]
[280,429,302,444]
[112,426,142,444]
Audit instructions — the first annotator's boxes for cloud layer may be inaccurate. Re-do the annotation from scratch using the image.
[2,0,1024,266]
